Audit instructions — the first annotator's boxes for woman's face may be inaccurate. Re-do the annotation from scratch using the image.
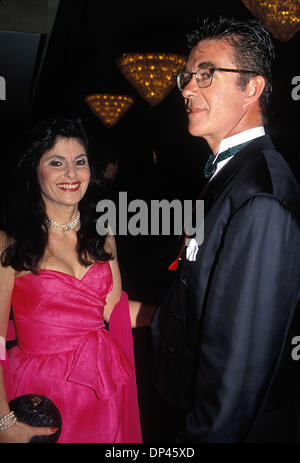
[37,137,90,210]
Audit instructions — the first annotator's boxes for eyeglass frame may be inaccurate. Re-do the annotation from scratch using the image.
[176,67,257,91]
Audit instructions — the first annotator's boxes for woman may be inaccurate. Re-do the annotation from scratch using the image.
[0,118,149,443]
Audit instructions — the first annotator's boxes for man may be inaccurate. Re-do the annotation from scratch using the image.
[151,17,300,442]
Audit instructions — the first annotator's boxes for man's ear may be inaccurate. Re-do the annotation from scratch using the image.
[243,75,265,107]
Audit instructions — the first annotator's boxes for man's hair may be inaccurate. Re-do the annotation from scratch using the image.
[187,17,275,123]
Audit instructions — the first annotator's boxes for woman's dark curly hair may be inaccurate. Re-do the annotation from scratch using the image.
[1,117,111,273]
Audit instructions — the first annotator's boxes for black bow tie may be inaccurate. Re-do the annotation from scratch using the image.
[204,141,252,179]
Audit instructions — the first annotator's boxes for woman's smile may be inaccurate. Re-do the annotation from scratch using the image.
[56,182,82,191]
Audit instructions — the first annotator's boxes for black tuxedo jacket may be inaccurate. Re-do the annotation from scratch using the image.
[151,135,300,442]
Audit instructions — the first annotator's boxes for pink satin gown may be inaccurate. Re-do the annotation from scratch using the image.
[7,261,142,443]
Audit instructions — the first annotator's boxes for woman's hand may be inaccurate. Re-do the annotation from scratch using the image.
[0,419,58,443]
[129,300,158,328]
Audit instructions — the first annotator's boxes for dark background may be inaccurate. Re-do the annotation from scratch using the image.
[0,0,299,442]
[1,0,299,300]
[1,0,299,189]
[31,0,300,186]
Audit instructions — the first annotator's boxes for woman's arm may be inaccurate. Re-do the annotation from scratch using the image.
[103,234,123,323]
[103,234,157,327]
[128,300,157,328]
[0,232,15,417]
[0,232,58,443]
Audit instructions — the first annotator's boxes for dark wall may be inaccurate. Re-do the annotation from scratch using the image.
[1,0,299,192]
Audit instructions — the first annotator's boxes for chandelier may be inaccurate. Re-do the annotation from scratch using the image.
[85,94,135,128]
[241,0,300,41]
[116,53,186,105]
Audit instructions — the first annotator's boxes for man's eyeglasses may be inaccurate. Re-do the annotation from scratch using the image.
[176,67,257,91]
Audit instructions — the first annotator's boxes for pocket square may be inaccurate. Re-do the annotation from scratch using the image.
[186,238,199,261]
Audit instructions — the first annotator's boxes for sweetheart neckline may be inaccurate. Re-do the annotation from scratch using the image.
[15,261,109,282]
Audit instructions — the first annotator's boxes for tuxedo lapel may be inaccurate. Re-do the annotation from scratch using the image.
[202,135,274,214]
[170,135,275,270]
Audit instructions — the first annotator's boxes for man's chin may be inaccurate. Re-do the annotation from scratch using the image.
[187,124,206,138]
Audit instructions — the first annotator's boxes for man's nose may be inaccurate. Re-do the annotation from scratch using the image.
[181,74,198,99]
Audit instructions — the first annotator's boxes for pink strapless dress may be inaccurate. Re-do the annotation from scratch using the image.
[7,261,142,443]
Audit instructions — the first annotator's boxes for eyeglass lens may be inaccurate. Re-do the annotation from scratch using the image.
[178,69,213,90]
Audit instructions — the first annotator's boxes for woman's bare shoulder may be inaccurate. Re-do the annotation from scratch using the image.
[0,230,12,253]
[0,231,15,280]
[104,232,117,259]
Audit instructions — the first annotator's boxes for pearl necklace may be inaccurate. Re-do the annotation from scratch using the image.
[46,211,80,231]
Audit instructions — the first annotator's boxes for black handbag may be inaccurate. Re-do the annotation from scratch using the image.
[9,394,62,443]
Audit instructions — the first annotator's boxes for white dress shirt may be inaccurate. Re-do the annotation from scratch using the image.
[210,126,265,181]
[186,126,265,261]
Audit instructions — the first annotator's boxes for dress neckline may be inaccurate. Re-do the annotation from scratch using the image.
[15,261,109,283]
